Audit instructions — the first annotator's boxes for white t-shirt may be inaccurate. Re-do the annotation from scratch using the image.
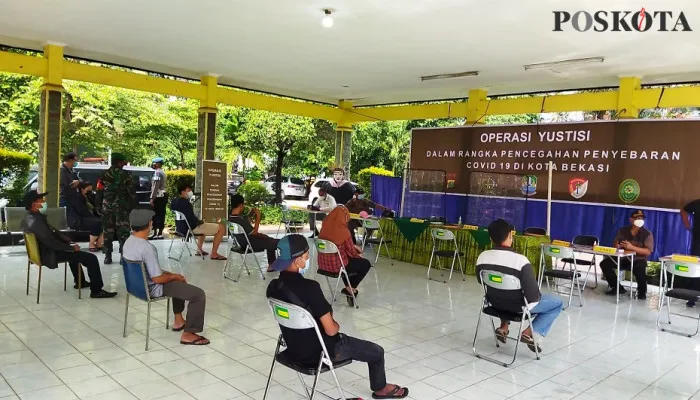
[313,194,337,212]
[122,236,164,297]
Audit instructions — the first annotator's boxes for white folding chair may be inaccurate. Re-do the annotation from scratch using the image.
[657,260,700,337]
[276,203,305,237]
[223,222,266,282]
[263,298,352,400]
[472,269,541,367]
[167,211,205,261]
[538,244,584,309]
[314,239,359,308]
[360,218,394,266]
[427,228,465,283]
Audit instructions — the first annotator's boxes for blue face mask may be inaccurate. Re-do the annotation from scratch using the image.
[298,258,310,275]
[39,202,48,214]
[358,194,365,200]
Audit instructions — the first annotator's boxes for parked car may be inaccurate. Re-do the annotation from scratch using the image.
[228,173,245,195]
[263,176,306,200]
[308,178,360,204]
[26,163,155,207]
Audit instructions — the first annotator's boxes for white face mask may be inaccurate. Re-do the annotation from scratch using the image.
[298,258,310,275]
[633,219,645,228]
[186,191,194,200]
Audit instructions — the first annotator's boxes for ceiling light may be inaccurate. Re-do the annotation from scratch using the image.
[420,71,479,82]
[322,9,334,28]
[524,57,604,71]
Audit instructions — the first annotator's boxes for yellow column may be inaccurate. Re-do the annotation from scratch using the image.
[38,43,65,207]
[196,75,218,204]
[335,100,353,179]
[465,89,488,124]
[617,77,641,119]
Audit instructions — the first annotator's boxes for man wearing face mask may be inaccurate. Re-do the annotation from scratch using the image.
[599,210,653,300]
[266,234,409,399]
[170,183,227,260]
[21,190,117,298]
[100,153,136,265]
[308,186,337,238]
[327,168,356,206]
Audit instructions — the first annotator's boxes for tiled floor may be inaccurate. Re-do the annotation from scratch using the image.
[2,238,700,399]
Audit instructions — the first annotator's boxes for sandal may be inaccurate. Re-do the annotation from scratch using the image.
[520,333,542,353]
[495,327,509,344]
[172,325,185,332]
[89,248,98,253]
[210,255,227,260]
[195,250,209,256]
[341,288,359,297]
[372,385,409,399]
[180,335,210,346]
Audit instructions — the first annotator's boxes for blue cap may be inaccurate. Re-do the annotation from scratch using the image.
[152,157,164,164]
[269,234,310,271]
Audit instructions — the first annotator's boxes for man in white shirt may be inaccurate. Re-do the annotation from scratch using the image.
[309,187,337,238]
[122,209,210,346]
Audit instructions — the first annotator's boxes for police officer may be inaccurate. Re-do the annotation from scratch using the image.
[101,153,136,264]
[150,157,167,240]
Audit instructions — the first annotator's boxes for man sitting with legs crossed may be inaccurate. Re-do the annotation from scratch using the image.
[476,219,563,352]
[122,209,210,345]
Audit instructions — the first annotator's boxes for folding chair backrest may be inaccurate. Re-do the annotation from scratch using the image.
[316,239,339,254]
[23,232,42,266]
[542,244,575,259]
[665,261,700,279]
[228,221,249,247]
[432,228,456,241]
[121,258,151,301]
[479,269,522,291]
[572,235,598,247]
[268,298,317,330]
[4,207,26,233]
[362,219,380,230]
[173,210,187,222]
[524,227,547,235]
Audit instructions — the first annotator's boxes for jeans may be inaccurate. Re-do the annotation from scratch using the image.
[600,257,648,295]
[530,294,563,337]
[162,281,206,333]
[342,257,371,288]
[333,334,386,392]
[54,250,104,293]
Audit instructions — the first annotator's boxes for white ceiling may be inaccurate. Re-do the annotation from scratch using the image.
[1,0,699,106]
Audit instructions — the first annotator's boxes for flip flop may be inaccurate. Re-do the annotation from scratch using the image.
[180,336,210,346]
[89,248,98,253]
[195,251,209,256]
[520,333,542,353]
[495,327,509,344]
[210,255,227,260]
[372,385,409,399]
[172,325,185,332]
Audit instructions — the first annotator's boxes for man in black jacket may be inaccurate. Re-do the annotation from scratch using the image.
[21,190,117,298]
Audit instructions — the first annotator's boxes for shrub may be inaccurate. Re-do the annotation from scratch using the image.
[244,167,264,182]
[258,204,306,225]
[237,181,271,206]
[0,148,32,206]
[165,170,195,197]
[356,167,394,199]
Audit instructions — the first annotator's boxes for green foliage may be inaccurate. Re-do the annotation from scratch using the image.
[0,148,32,205]
[258,204,306,225]
[237,181,271,206]
[165,170,195,196]
[356,167,394,199]
[244,167,264,181]
[0,74,41,155]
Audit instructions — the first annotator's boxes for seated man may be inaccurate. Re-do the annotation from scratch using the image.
[229,194,279,272]
[476,219,562,352]
[308,187,337,238]
[122,209,210,345]
[266,235,408,399]
[600,209,653,300]
[20,190,117,298]
[170,183,227,260]
[345,187,389,244]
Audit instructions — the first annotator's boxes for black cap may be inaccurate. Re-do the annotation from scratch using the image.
[631,209,645,219]
[63,152,77,162]
[23,190,48,210]
[354,187,365,194]
[268,234,310,272]
[488,218,514,245]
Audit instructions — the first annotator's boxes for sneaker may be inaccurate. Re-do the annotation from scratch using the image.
[90,290,118,299]
[104,255,113,265]
[73,281,90,289]
[687,300,696,308]
[605,287,627,296]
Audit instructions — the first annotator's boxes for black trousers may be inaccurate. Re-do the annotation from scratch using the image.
[247,235,279,264]
[342,257,371,288]
[333,334,386,392]
[54,250,104,293]
[153,195,168,232]
[600,257,647,295]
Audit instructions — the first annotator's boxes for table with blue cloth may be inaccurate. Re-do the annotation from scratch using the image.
[378,218,552,275]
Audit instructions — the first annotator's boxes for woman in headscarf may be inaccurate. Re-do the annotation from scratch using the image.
[318,206,371,305]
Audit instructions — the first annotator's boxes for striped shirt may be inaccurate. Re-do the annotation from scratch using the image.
[476,247,541,312]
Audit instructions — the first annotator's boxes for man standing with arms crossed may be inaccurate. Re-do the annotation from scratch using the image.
[101,153,136,264]
[681,200,700,307]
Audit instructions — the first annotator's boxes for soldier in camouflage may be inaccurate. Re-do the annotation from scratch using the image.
[101,153,136,264]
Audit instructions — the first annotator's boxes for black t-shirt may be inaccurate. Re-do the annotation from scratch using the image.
[266,272,338,363]
[684,200,700,254]
[228,215,253,245]
[170,197,201,234]
[328,181,355,206]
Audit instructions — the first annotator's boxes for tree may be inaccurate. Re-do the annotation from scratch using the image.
[0,73,40,155]
[238,110,315,203]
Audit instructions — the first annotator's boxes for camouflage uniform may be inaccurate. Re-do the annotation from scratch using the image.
[101,165,136,257]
